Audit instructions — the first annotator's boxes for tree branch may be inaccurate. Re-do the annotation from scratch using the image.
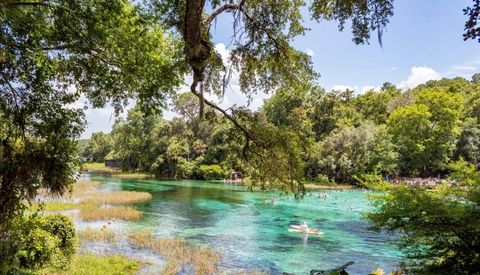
[206,3,240,27]
[189,77,262,160]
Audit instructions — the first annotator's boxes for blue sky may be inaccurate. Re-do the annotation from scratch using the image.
[80,0,479,139]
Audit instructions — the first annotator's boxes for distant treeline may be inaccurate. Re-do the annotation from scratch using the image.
[80,75,480,183]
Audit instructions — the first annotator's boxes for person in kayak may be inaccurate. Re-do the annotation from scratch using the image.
[300,221,309,232]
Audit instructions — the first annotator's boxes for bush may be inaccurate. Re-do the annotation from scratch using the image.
[195,164,227,180]
[0,213,77,271]
[42,214,77,260]
[314,174,331,184]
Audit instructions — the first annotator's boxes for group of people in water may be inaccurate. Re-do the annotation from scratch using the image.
[389,176,448,188]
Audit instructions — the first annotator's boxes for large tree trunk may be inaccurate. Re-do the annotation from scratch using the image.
[185,0,210,119]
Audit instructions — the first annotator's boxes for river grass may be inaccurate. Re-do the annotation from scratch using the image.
[78,228,117,243]
[34,178,224,274]
[82,162,152,179]
[39,253,140,275]
[127,230,221,274]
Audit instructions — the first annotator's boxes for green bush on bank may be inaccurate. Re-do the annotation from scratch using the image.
[0,213,77,272]
[194,164,228,180]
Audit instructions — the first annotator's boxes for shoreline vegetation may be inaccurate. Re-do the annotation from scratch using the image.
[33,179,225,274]
[82,162,153,180]
[83,162,356,191]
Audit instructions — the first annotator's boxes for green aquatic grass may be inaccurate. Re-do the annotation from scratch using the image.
[40,253,140,275]
[82,162,109,171]
[31,201,79,211]
[82,162,152,179]
[127,230,221,274]
[78,228,116,243]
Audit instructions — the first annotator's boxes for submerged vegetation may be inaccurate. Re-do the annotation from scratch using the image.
[33,180,150,222]
[77,228,117,243]
[127,230,221,274]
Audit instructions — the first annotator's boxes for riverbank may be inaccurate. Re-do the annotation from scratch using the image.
[82,162,153,180]
[304,182,356,190]
[83,163,358,192]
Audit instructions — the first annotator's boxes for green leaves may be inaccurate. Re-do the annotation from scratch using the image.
[387,88,463,176]
[365,163,480,273]
[310,0,394,45]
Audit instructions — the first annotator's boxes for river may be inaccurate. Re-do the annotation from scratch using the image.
[85,174,403,274]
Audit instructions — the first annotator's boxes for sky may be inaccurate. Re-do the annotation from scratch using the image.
[79,0,479,139]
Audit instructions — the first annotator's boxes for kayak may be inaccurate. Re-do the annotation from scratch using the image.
[289,225,324,235]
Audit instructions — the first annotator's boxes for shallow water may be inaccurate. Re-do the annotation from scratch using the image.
[87,174,403,274]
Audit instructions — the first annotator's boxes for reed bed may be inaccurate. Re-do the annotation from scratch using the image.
[74,180,100,194]
[78,228,117,243]
[127,230,221,274]
[79,204,142,221]
[86,191,152,205]
[31,201,79,211]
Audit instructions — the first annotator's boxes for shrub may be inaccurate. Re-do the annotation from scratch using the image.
[0,213,77,271]
[314,174,331,184]
[196,164,227,180]
[16,227,59,269]
[42,214,77,260]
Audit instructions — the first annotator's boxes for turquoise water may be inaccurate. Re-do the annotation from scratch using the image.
[89,175,403,274]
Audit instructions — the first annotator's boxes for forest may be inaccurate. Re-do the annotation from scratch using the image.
[81,76,480,184]
[2,0,480,274]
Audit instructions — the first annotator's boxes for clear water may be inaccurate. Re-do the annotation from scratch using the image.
[88,174,403,274]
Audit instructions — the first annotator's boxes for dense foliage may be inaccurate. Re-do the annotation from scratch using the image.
[0,0,182,231]
[0,213,77,271]
[365,160,480,274]
[83,76,480,186]
[2,0,480,273]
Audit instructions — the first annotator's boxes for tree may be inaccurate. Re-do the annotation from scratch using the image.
[387,88,463,176]
[82,132,113,162]
[353,85,400,124]
[454,118,480,164]
[110,107,161,171]
[473,73,480,84]
[306,89,355,139]
[264,87,307,126]
[143,0,396,192]
[316,122,398,183]
[464,0,480,42]
[365,160,480,274]
[0,0,182,233]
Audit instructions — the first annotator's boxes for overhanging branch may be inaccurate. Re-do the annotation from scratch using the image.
[189,77,262,160]
[206,3,240,27]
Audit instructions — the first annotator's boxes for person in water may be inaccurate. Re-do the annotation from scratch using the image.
[300,221,309,232]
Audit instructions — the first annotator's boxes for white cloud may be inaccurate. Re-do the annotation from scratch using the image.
[386,67,398,72]
[304,48,315,56]
[398,66,440,89]
[332,85,358,92]
[331,85,380,95]
[444,59,479,78]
